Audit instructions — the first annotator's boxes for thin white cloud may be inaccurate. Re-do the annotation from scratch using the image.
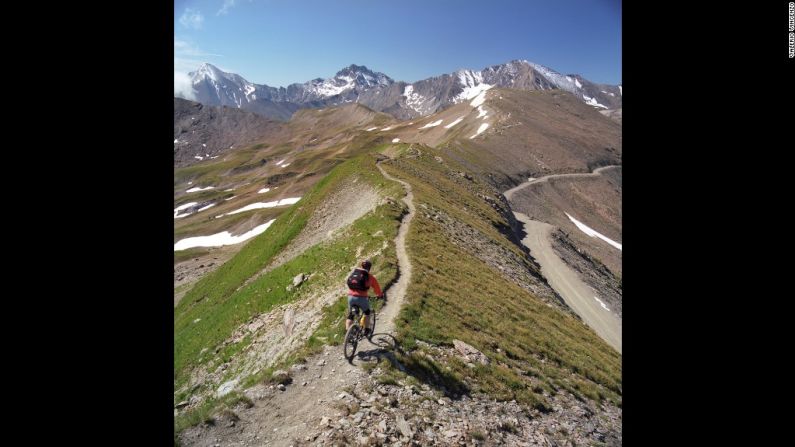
[179,8,204,29]
[217,0,236,15]
[174,39,222,58]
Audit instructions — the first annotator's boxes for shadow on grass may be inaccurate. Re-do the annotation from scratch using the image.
[352,332,470,400]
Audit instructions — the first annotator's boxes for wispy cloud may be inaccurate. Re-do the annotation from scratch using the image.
[179,8,204,29]
[174,39,222,58]
[217,0,236,15]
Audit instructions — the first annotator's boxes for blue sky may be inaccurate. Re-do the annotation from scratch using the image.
[174,0,621,95]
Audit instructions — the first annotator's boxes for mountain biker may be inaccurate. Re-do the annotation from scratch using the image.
[346,259,384,336]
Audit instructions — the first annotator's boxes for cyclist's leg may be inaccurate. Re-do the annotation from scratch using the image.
[345,295,357,331]
[348,295,369,331]
[359,299,372,335]
[363,312,371,335]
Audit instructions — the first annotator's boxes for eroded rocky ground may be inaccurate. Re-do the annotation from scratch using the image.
[180,342,621,447]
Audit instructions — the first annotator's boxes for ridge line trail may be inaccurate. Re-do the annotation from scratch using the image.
[181,157,416,447]
[505,165,622,353]
[374,160,414,334]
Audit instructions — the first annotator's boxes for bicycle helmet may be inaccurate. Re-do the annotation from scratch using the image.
[361,259,372,271]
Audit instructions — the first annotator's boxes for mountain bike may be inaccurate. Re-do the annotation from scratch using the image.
[343,296,379,361]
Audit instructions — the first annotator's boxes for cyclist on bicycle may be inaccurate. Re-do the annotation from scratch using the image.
[345,259,384,336]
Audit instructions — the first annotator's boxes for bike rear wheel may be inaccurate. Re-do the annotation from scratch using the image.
[343,324,360,360]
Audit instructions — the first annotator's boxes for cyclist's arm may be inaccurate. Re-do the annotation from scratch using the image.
[370,275,382,297]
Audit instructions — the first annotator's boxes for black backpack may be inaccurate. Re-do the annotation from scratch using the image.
[347,269,369,291]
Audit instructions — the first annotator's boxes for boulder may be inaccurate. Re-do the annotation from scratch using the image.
[453,339,490,365]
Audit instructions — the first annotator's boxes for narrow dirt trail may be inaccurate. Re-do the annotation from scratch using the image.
[374,161,414,334]
[180,158,416,447]
[503,165,621,201]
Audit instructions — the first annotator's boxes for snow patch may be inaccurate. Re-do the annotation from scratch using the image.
[258,187,271,194]
[403,85,428,114]
[186,186,214,193]
[194,155,204,160]
[174,202,197,215]
[243,83,256,98]
[174,219,276,251]
[565,212,622,250]
[280,163,291,168]
[594,296,610,311]
[444,117,464,128]
[476,106,487,118]
[223,197,302,216]
[574,78,582,88]
[392,138,400,143]
[418,119,443,129]
[458,70,484,88]
[450,70,493,106]
[469,123,489,139]
[469,86,492,107]
[380,126,394,131]
[583,95,608,109]
[312,77,355,98]
[366,127,378,131]
[528,62,578,94]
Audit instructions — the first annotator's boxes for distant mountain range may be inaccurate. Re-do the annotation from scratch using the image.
[181,60,621,121]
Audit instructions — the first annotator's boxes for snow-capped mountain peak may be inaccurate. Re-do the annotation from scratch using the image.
[181,59,621,121]
[334,64,393,87]
[192,63,226,83]
[189,63,261,108]
[301,64,394,99]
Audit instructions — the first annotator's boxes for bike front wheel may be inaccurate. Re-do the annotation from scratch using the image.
[343,324,360,360]
[367,309,376,340]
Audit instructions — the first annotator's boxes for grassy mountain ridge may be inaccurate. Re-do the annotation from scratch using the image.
[381,148,621,409]
[174,145,621,436]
